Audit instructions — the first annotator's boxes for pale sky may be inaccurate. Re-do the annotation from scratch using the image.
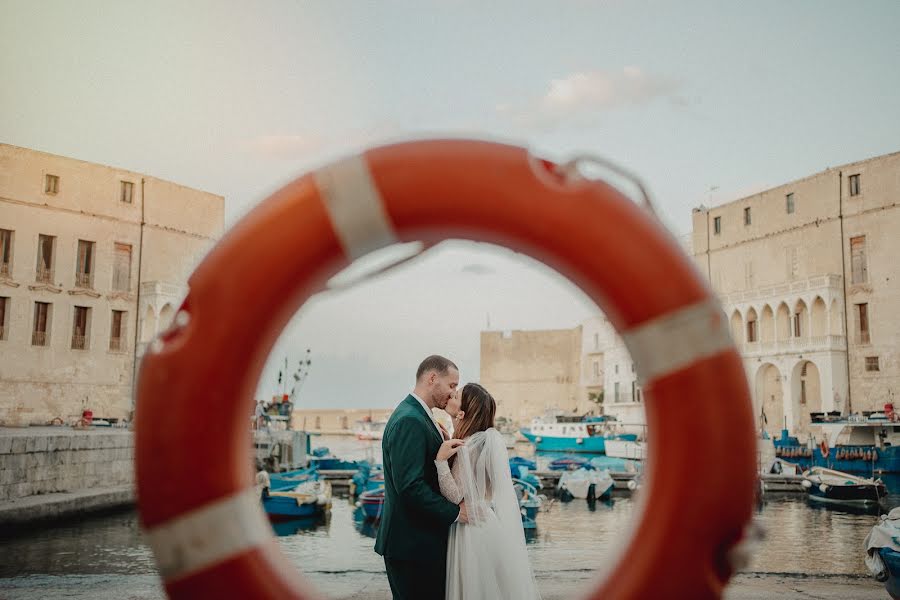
[2,1,899,409]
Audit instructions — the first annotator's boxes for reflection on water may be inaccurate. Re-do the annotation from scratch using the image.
[0,435,894,590]
[271,513,331,537]
[352,507,379,539]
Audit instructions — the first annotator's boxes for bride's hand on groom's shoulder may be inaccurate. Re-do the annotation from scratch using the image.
[437,439,464,461]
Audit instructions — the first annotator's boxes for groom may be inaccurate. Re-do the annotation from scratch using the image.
[375,355,468,599]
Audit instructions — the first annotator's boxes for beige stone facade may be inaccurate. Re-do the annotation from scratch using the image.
[0,144,223,426]
[292,408,394,434]
[579,316,644,431]
[479,327,584,426]
[692,150,900,437]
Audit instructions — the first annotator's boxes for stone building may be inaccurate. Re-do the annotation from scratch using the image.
[0,144,223,426]
[479,327,584,426]
[579,315,644,432]
[292,408,394,435]
[692,150,900,437]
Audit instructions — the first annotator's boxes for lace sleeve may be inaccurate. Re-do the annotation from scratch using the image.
[435,459,463,504]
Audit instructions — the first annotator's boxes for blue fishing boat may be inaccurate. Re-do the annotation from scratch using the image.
[508,458,542,490]
[358,488,386,520]
[865,507,900,598]
[269,466,318,491]
[520,414,637,454]
[513,478,543,530]
[262,479,332,521]
[771,415,900,480]
[509,456,537,471]
[351,468,385,496]
[548,456,594,471]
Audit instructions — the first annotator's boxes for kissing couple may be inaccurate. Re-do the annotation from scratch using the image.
[374,355,541,600]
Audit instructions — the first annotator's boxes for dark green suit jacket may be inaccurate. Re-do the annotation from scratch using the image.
[374,395,460,560]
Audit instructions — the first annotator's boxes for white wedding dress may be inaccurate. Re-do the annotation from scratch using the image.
[435,428,541,600]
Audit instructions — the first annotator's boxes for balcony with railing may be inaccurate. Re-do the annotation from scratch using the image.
[0,263,10,278]
[32,331,47,346]
[71,334,86,350]
[35,266,52,284]
[720,274,844,307]
[109,336,122,351]
[0,325,5,340]
[740,334,846,357]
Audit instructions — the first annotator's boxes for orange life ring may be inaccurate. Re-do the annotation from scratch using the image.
[820,440,830,458]
[135,140,756,599]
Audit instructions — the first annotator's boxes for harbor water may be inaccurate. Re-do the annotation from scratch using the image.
[0,435,890,599]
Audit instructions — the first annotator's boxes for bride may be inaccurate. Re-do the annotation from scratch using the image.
[435,383,541,600]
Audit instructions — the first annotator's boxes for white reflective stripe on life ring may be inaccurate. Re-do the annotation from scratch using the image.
[144,487,270,582]
[622,299,733,386]
[314,154,399,260]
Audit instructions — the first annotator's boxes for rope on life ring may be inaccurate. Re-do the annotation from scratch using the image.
[819,440,830,459]
[134,139,756,600]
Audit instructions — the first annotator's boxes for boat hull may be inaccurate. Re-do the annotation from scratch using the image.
[880,549,900,600]
[520,429,615,453]
[807,483,885,506]
[774,442,900,475]
[359,489,386,520]
[262,495,323,520]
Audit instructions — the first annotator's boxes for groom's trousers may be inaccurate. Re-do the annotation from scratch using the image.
[384,557,446,600]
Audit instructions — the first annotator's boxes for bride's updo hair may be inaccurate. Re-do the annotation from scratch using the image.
[454,383,496,440]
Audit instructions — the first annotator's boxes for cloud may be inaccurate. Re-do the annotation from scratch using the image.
[499,67,684,129]
[461,263,495,275]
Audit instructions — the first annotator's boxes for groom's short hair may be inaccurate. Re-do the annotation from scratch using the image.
[416,355,458,381]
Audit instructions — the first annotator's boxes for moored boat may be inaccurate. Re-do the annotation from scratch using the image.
[358,488,386,520]
[865,507,900,599]
[520,414,636,454]
[558,468,614,500]
[802,466,885,507]
[263,479,332,521]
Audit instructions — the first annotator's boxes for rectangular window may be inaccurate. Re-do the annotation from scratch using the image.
[32,301,50,346]
[75,240,95,288]
[856,303,870,344]
[44,174,59,195]
[0,296,8,340]
[110,310,126,351]
[71,306,90,350]
[800,380,807,405]
[631,380,637,402]
[865,356,880,372]
[849,173,861,197]
[713,216,721,235]
[36,234,55,283]
[112,243,132,291]
[850,235,868,284]
[0,229,12,277]
[744,206,752,226]
[121,181,134,204]
[614,364,619,374]
[786,193,795,214]
[793,313,802,338]
[614,382,620,403]
[747,320,757,342]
